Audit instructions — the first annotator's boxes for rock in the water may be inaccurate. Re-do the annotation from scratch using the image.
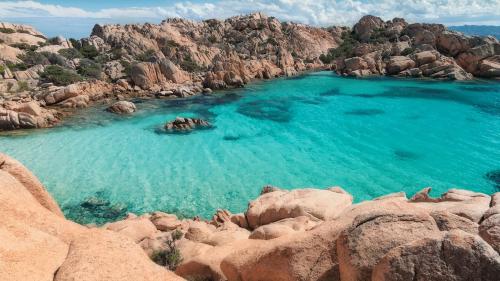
[107,101,137,114]
[164,117,211,132]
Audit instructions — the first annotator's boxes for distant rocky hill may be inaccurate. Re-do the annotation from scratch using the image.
[1,13,500,132]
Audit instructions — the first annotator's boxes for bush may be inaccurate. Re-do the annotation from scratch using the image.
[41,52,67,66]
[79,45,99,59]
[6,61,27,71]
[46,37,60,45]
[319,31,359,63]
[180,55,203,72]
[120,60,133,76]
[135,49,156,62]
[69,38,82,50]
[77,59,102,79]
[18,51,49,67]
[17,81,29,92]
[16,29,31,34]
[59,48,83,60]
[40,65,82,86]
[0,27,15,34]
[0,65,5,76]
[151,230,183,271]
[9,43,38,51]
[401,47,415,56]
[207,35,217,44]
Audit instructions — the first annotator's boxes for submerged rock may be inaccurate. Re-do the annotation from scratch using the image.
[107,101,137,114]
[164,117,211,132]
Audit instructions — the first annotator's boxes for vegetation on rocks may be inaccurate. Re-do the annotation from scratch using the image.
[0,27,15,33]
[320,31,358,63]
[151,230,184,270]
[77,58,102,79]
[59,48,83,59]
[40,65,83,86]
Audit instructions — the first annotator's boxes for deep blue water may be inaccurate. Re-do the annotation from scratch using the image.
[1,72,499,224]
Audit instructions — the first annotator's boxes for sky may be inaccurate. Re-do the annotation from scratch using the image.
[0,0,499,38]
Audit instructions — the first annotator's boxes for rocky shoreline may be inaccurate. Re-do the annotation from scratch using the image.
[1,152,499,280]
[1,13,499,132]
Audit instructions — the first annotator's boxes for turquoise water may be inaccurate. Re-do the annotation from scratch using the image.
[1,72,499,223]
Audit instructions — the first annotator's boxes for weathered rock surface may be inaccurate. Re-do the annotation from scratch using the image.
[0,153,185,281]
[372,230,500,281]
[245,186,353,229]
[164,116,211,132]
[107,100,137,114]
[334,15,500,80]
[2,153,500,281]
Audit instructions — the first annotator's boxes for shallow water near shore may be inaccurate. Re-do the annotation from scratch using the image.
[1,72,500,224]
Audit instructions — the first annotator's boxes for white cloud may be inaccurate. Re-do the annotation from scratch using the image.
[0,0,499,26]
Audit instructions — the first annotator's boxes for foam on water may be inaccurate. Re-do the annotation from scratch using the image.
[1,72,499,223]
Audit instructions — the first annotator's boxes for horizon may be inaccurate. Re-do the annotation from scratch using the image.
[1,0,500,38]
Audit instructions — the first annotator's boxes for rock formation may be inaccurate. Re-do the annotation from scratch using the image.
[1,153,499,281]
[107,100,136,114]
[1,14,499,132]
[328,15,499,80]
[164,116,212,132]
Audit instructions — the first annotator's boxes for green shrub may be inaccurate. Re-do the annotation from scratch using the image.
[79,45,99,59]
[69,38,82,50]
[110,47,125,60]
[166,40,180,48]
[16,29,31,34]
[77,59,102,79]
[46,37,60,45]
[40,65,82,86]
[41,52,67,66]
[207,35,217,44]
[17,81,29,92]
[180,55,203,72]
[266,37,278,46]
[59,48,83,60]
[401,47,414,56]
[18,51,49,67]
[120,60,133,76]
[135,49,156,62]
[9,43,38,51]
[6,61,27,71]
[0,64,5,75]
[151,230,183,270]
[0,27,15,34]
[319,31,359,64]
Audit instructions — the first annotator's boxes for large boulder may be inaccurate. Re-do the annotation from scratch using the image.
[436,31,471,57]
[107,101,137,114]
[245,187,353,229]
[353,15,385,42]
[54,228,185,281]
[105,216,158,243]
[336,210,440,281]
[0,153,63,216]
[410,188,490,222]
[372,230,500,281]
[249,216,319,240]
[386,56,416,75]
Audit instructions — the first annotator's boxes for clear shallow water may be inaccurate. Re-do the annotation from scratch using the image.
[1,72,499,223]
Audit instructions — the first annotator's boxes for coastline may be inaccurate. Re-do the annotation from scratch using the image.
[1,152,499,280]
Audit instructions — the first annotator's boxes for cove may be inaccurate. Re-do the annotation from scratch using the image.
[1,72,499,224]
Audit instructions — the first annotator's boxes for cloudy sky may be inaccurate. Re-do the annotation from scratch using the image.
[0,0,499,38]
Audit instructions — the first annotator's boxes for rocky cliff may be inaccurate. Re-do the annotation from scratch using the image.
[328,15,500,80]
[1,153,499,281]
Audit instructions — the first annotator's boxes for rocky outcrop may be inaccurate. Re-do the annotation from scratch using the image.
[333,15,500,80]
[107,100,136,114]
[164,116,211,132]
[1,154,500,281]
